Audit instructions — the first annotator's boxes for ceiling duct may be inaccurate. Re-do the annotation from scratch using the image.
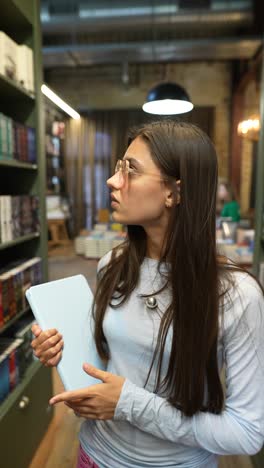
[41,0,253,35]
[41,0,259,67]
[42,37,261,68]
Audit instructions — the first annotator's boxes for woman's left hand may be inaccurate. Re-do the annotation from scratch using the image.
[49,363,125,420]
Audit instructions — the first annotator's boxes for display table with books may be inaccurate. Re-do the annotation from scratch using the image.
[75,223,126,258]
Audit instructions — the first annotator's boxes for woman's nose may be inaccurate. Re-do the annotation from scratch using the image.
[107,172,123,189]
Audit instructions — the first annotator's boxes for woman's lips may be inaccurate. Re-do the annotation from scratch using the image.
[111,194,119,203]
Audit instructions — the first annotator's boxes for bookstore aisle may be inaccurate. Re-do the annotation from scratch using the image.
[29,244,253,468]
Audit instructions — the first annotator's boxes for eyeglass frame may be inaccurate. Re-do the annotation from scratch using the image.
[113,159,171,186]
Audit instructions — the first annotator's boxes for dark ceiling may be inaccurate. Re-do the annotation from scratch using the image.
[41,0,263,70]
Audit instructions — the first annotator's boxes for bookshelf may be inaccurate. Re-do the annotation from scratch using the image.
[0,159,37,169]
[0,1,53,467]
[45,100,66,196]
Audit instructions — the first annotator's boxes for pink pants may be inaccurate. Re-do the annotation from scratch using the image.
[77,444,99,468]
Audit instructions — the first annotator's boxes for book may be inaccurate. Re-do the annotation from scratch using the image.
[0,338,23,399]
[17,44,29,91]
[0,352,9,402]
[0,31,18,81]
[27,127,36,163]
[0,113,8,159]
[26,274,106,391]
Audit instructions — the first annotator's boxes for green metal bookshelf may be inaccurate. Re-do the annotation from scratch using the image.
[0,1,53,467]
[0,158,37,169]
[0,72,35,100]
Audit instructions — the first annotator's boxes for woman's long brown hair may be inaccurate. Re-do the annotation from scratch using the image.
[92,120,258,417]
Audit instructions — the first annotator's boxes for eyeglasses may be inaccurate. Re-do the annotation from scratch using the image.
[113,159,167,188]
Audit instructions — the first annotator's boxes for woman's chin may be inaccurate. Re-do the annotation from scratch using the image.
[111,211,125,223]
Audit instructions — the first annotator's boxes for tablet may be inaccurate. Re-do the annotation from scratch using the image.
[26,274,106,391]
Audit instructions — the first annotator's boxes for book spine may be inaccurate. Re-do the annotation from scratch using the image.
[0,282,4,328]
[2,276,10,323]
[7,274,16,318]
[0,113,8,159]
[0,354,9,403]
[6,117,13,159]
[0,196,7,244]
[6,196,12,241]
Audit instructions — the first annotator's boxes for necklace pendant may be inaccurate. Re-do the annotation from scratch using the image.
[145,296,157,309]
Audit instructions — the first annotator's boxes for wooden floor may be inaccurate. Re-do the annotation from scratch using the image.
[29,244,253,468]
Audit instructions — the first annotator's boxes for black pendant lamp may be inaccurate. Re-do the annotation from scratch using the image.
[142,81,193,115]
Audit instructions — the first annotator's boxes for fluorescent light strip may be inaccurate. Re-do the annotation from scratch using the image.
[41,84,80,120]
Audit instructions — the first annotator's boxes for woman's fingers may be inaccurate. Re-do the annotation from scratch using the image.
[31,323,42,337]
[35,333,62,354]
[38,339,64,362]
[45,350,63,367]
[31,328,59,349]
[30,327,64,367]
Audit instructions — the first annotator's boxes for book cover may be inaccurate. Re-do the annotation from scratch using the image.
[26,274,106,391]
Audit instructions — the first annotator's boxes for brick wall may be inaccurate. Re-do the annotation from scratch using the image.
[47,61,232,178]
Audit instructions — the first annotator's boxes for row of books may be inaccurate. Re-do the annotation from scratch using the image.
[0,257,42,328]
[0,338,24,403]
[0,195,39,244]
[0,112,37,163]
[0,31,34,93]
[0,315,36,403]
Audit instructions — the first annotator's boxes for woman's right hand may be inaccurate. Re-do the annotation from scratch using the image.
[31,323,64,367]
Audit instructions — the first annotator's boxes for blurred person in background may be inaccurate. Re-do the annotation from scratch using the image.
[218,182,241,222]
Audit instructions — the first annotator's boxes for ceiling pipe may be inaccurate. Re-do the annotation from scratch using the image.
[41,10,253,35]
[42,37,261,67]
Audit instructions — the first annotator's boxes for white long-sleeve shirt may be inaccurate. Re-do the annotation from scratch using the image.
[79,253,264,467]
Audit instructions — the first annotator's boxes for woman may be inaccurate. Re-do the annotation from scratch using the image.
[31,121,264,468]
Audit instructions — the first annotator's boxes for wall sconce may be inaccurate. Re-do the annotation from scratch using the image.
[237,115,260,141]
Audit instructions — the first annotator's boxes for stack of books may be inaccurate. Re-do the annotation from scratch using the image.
[75,230,126,258]
[0,31,34,94]
[0,195,40,243]
[0,112,36,163]
[0,257,42,328]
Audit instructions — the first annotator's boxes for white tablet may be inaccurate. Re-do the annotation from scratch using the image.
[26,274,106,391]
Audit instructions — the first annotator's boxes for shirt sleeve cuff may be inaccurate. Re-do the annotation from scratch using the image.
[114,379,137,421]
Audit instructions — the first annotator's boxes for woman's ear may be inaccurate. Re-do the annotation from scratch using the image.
[165,180,181,207]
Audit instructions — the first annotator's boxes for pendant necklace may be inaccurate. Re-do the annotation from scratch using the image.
[145,295,158,309]
[144,258,159,310]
